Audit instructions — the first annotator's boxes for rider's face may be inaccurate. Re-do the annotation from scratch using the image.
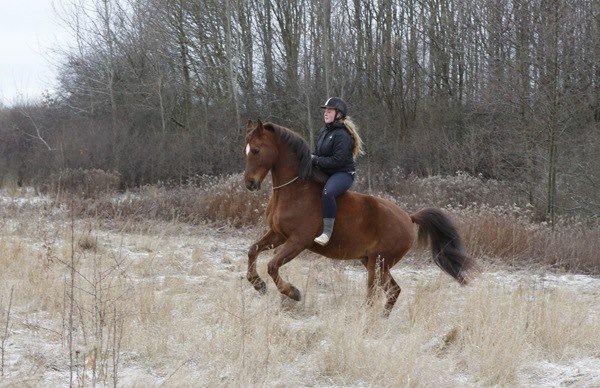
[323,108,338,124]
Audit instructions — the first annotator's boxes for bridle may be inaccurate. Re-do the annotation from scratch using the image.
[272,176,298,190]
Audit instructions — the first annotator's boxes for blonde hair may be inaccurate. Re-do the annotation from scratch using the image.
[341,116,365,158]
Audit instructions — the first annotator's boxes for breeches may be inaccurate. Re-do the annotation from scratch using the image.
[321,172,354,218]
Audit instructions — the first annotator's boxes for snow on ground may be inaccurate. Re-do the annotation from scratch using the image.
[0,191,598,386]
[0,187,52,206]
[519,357,600,387]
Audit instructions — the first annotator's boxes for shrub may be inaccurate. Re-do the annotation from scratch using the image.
[64,173,269,228]
[456,206,600,274]
[43,168,121,198]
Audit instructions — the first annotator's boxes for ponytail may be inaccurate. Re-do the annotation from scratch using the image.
[341,116,365,158]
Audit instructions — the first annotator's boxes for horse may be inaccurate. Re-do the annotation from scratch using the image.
[243,120,473,315]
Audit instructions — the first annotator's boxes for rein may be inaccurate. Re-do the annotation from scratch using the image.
[272,176,298,190]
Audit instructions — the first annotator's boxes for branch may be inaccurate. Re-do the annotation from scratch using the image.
[18,109,56,152]
[1,286,15,378]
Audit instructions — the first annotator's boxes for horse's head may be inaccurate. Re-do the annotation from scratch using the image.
[244,120,278,191]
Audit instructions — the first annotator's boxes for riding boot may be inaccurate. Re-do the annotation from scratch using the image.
[314,218,335,245]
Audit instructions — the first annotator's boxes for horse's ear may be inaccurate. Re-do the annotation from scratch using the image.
[245,119,254,133]
[255,119,264,135]
[257,119,273,132]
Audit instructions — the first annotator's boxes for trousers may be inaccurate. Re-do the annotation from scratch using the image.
[321,171,354,219]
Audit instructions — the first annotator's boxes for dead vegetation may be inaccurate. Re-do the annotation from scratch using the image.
[0,207,598,385]
[42,170,600,275]
[0,172,598,385]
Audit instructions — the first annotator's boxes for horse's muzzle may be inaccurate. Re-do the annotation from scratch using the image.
[245,179,261,191]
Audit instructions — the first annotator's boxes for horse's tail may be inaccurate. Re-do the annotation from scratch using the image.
[410,208,474,285]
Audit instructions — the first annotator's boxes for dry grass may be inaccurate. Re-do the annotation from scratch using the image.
[1,172,598,385]
[355,170,524,211]
[0,204,598,386]
[1,175,21,198]
[159,270,597,386]
[456,206,600,273]
[41,168,121,199]
[0,208,128,385]
[45,172,598,275]
[55,174,268,228]
[77,233,98,252]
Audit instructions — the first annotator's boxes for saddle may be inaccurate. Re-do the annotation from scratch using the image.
[311,168,329,186]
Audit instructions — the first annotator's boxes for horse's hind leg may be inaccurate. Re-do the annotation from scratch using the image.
[361,256,377,305]
[267,241,305,301]
[247,229,285,293]
[381,270,401,317]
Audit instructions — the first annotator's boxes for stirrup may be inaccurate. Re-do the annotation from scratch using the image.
[314,233,330,245]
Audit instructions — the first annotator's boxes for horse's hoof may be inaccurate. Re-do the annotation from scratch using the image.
[289,286,301,301]
[255,281,267,294]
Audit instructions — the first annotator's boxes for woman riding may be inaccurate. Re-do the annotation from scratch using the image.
[311,97,364,245]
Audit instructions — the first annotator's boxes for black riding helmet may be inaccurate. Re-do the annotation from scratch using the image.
[321,97,348,119]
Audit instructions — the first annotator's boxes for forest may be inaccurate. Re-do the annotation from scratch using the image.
[0,0,598,223]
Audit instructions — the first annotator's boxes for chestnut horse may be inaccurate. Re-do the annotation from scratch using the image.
[243,120,473,315]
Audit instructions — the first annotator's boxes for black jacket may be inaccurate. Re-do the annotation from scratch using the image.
[312,121,356,175]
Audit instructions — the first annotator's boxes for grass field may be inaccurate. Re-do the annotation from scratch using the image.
[0,177,598,386]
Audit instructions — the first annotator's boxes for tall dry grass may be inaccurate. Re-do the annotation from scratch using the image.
[41,170,598,275]
[91,264,600,385]
[53,174,268,228]
[0,192,600,386]
[0,209,597,385]
[0,210,129,386]
[41,168,121,199]
[456,206,600,273]
[355,169,525,211]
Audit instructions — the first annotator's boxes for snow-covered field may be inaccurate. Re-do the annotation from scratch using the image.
[0,190,598,386]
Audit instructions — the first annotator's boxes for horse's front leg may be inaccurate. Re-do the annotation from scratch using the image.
[267,240,305,301]
[247,229,285,293]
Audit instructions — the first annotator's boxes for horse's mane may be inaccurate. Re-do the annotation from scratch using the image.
[263,122,315,182]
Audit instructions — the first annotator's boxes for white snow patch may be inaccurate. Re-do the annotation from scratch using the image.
[518,357,600,387]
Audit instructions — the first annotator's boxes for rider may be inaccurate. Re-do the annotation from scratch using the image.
[311,97,364,245]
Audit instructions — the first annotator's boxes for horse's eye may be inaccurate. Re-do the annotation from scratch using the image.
[251,148,259,155]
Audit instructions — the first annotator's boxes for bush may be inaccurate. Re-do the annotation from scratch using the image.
[64,173,269,228]
[38,171,599,275]
[43,168,121,198]
[354,168,527,213]
[454,205,600,274]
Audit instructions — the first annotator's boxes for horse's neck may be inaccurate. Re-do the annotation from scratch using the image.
[271,149,299,188]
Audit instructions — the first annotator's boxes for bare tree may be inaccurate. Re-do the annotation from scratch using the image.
[1,0,598,218]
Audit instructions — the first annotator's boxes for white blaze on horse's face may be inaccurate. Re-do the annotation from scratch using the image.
[245,143,250,156]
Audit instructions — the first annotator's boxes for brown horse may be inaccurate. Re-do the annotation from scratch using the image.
[243,120,473,315]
